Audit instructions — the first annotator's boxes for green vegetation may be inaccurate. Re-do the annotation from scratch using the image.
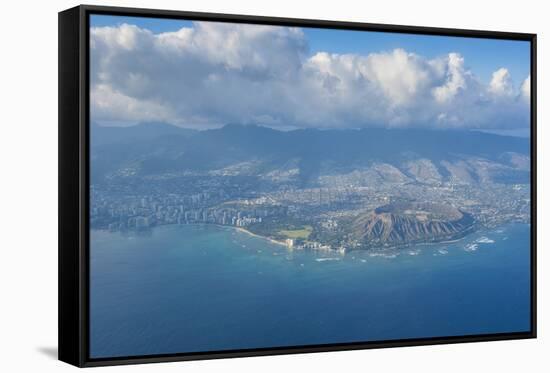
[278,225,313,239]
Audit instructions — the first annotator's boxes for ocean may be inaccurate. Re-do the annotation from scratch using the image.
[89,223,531,358]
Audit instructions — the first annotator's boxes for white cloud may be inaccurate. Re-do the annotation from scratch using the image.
[432,53,466,103]
[364,49,432,106]
[91,84,178,126]
[90,22,530,130]
[521,75,531,99]
[489,68,514,96]
[91,23,146,50]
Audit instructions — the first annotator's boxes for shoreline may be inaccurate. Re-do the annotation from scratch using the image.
[233,226,288,247]
[93,222,526,253]
[370,235,469,252]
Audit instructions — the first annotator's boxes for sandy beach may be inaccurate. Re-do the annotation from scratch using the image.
[234,227,288,247]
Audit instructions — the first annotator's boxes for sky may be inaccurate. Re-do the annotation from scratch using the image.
[89,14,531,131]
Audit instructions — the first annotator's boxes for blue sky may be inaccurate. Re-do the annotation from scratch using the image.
[90,14,530,85]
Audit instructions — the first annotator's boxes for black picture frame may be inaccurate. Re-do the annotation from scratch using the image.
[59,4,537,367]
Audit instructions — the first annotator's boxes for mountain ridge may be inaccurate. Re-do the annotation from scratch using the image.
[90,123,530,186]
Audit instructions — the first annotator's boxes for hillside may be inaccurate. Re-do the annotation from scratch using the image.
[351,202,475,248]
[90,123,530,186]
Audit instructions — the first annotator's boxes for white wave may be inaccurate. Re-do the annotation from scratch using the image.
[315,257,341,262]
[464,243,478,252]
[476,236,495,244]
[369,252,397,259]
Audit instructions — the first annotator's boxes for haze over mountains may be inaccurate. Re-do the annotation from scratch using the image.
[91,122,530,187]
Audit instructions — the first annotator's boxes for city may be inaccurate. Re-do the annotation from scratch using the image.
[90,171,530,253]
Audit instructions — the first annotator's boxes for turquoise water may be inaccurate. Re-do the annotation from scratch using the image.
[90,223,531,358]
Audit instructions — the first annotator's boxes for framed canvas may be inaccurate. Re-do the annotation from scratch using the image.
[58,4,537,367]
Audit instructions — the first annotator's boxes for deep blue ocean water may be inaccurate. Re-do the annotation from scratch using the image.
[90,223,531,358]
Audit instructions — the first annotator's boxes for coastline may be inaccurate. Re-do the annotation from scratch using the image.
[92,222,525,253]
[233,226,288,247]
[93,222,289,247]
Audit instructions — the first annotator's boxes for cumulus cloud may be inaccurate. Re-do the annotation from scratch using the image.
[91,83,178,125]
[489,68,514,96]
[432,53,466,103]
[90,22,530,130]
